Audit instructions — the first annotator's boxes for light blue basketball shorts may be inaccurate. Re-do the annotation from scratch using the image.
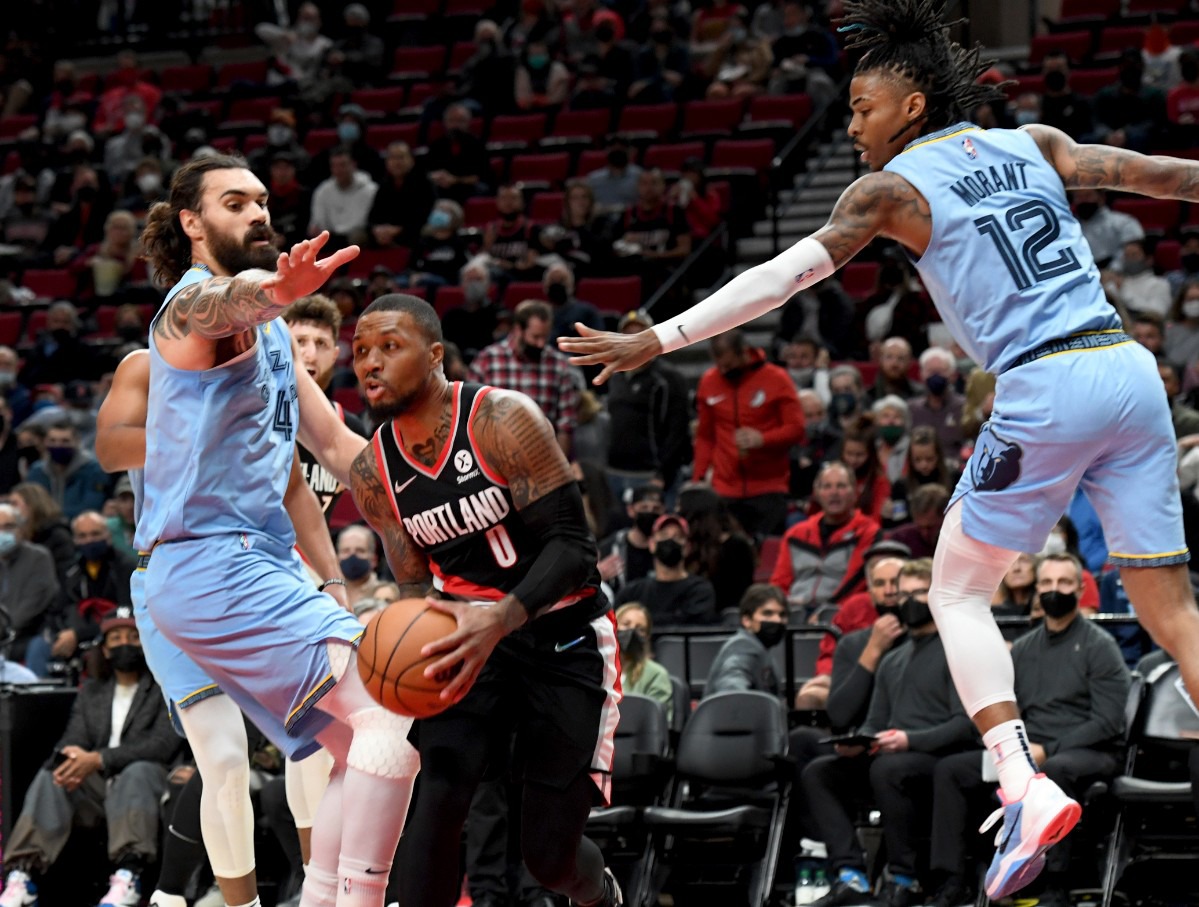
[951,337,1188,567]
[142,532,363,759]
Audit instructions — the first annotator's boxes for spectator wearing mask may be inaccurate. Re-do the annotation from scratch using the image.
[886,482,950,560]
[533,179,611,277]
[615,514,718,627]
[704,583,787,697]
[254,1,333,89]
[336,525,380,607]
[1166,232,1199,297]
[614,602,673,719]
[102,95,171,187]
[777,335,830,401]
[368,142,434,251]
[927,553,1129,907]
[73,209,144,301]
[1092,48,1168,152]
[442,258,500,358]
[514,39,571,110]
[614,169,692,287]
[544,262,603,342]
[872,394,911,484]
[21,303,104,387]
[679,483,757,614]
[887,426,959,526]
[1039,51,1093,141]
[470,300,581,455]
[247,108,310,181]
[1166,277,1199,368]
[827,364,866,430]
[667,158,723,249]
[0,501,59,669]
[599,483,665,592]
[694,329,804,536]
[1073,188,1144,269]
[793,389,839,500]
[1110,238,1173,317]
[425,104,490,203]
[0,394,20,493]
[264,151,311,245]
[310,103,384,185]
[308,146,377,249]
[459,19,518,114]
[768,0,839,105]
[906,346,964,456]
[407,199,470,292]
[629,15,691,103]
[115,156,165,218]
[482,184,540,283]
[107,474,136,558]
[27,421,113,519]
[0,606,181,907]
[803,560,975,907]
[326,3,386,87]
[585,139,643,214]
[43,165,113,270]
[773,462,881,615]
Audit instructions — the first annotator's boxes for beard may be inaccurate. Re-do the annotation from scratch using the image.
[205,221,279,275]
[366,388,421,423]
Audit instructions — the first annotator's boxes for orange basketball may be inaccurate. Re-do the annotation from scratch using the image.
[357,598,460,718]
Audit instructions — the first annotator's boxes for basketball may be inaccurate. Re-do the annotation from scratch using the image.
[357,598,460,718]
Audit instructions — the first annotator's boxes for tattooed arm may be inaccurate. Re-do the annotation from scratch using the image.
[1024,124,1199,201]
[558,171,932,382]
[348,443,432,599]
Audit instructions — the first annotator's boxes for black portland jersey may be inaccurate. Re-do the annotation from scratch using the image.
[299,401,357,521]
[374,382,602,613]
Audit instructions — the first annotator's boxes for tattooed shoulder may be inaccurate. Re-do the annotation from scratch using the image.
[816,172,930,267]
[349,442,392,527]
[349,440,431,588]
[472,390,573,509]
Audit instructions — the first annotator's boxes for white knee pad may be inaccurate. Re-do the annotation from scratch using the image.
[326,639,352,681]
[346,707,420,780]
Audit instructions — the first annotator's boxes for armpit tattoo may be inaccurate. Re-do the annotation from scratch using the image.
[815,173,931,267]
[472,393,573,510]
[349,445,431,589]
[154,272,281,342]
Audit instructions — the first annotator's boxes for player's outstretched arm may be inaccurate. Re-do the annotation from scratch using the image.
[155,232,359,343]
[348,443,433,600]
[284,449,349,609]
[295,365,367,488]
[558,172,915,383]
[1024,123,1199,201]
[95,349,150,473]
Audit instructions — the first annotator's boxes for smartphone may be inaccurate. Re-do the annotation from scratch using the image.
[51,749,70,769]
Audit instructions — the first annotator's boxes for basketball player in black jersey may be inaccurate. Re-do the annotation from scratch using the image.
[296,293,623,907]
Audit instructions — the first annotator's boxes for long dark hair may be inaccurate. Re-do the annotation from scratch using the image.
[141,153,249,287]
[841,0,1008,139]
[678,483,746,580]
[905,425,952,487]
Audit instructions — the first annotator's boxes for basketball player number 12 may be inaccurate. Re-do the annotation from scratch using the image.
[974,200,1082,291]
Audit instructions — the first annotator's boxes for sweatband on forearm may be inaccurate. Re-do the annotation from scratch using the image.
[651,236,836,354]
[510,481,598,617]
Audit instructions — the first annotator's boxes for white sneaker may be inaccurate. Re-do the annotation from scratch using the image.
[0,871,38,907]
[98,869,140,907]
[193,884,225,907]
[148,891,187,907]
[980,773,1081,900]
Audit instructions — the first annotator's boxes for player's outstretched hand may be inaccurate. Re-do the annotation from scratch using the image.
[557,324,664,385]
[420,597,524,703]
[262,231,359,306]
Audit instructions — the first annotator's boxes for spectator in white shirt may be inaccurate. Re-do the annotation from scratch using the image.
[309,146,377,249]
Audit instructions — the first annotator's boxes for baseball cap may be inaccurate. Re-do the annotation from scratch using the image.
[100,604,137,635]
[618,309,654,331]
[114,475,133,497]
[652,513,689,536]
[627,483,664,506]
[864,539,911,563]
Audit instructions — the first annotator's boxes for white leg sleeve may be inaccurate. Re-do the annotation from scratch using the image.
[177,694,256,879]
[286,750,334,830]
[929,501,1022,717]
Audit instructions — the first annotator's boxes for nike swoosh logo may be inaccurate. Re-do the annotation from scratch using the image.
[393,475,417,496]
[677,325,690,342]
[999,804,1021,854]
[364,867,385,874]
[705,395,726,406]
[555,636,585,653]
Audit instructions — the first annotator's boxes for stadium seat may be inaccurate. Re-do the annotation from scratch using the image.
[216,60,269,89]
[1070,67,1118,97]
[425,112,484,145]
[1155,239,1181,273]
[160,64,213,94]
[303,128,340,156]
[576,276,642,313]
[0,115,37,140]
[549,108,612,143]
[211,137,239,154]
[1168,21,1199,45]
[1006,74,1046,99]
[643,142,706,172]
[1028,31,1091,68]
[710,139,774,172]
[747,93,813,129]
[328,489,362,532]
[488,113,547,146]
[350,87,408,115]
[464,196,499,228]
[574,149,611,177]
[1127,0,1187,12]
[1056,0,1120,23]
[389,0,438,16]
[754,536,782,583]
[444,0,486,13]
[510,152,570,187]
[529,192,564,222]
[243,134,267,155]
[392,46,446,78]
[103,67,153,93]
[25,309,48,344]
[21,269,76,300]
[332,386,364,416]
[346,248,411,279]
[224,97,281,126]
[92,306,117,338]
[406,81,448,109]
[447,41,477,74]
[434,285,467,317]
[186,100,223,122]
[1112,198,1181,234]
[0,312,21,347]
[840,261,881,299]
[2,151,19,175]
[1096,27,1147,60]
[501,281,547,307]
[616,103,679,140]
[368,123,420,151]
[680,98,745,138]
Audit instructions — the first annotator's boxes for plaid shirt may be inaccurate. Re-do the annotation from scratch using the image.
[469,335,581,436]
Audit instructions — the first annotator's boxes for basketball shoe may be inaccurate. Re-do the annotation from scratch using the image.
[0,870,37,907]
[980,774,1080,900]
[98,869,140,907]
[574,867,623,907]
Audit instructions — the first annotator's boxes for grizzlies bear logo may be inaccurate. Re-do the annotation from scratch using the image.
[971,423,1023,492]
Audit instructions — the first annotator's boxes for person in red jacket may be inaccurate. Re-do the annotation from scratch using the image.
[771,461,882,618]
[693,329,804,536]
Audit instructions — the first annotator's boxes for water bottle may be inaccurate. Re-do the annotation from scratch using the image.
[812,868,830,901]
[794,868,814,906]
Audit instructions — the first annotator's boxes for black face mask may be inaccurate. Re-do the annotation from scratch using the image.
[1075,201,1099,221]
[1039,590,1078,619]
[547,283,569,305]
[755,621,786,649]
[522,342,543,363]
[108,644,145,673]
[607,149,629,169]
[1183,60,1199,83]
[1044,70,1068,93]
[899,595,934,628]
[500,210,520,222]
[876,603,902,621]
[617,627,647,659]
[1182,253,1199,274]
[339,555,372,581]
[76,185,97,203]
[50,328,73,345]
[829,392,858,418]
[925,374,949,396]
[722,365,745,382]
[651,29,673,45]
[1119,67,1143,91]
[654,538,684,568]
[633,512,659,536]
[596,23,615,42]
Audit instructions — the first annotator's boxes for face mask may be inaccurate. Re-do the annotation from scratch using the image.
[136,171,162,194]
[1039,590,1078,619]
[464,281,488,304]
[1184,300,1199,320]
[651,30,673,45]
[654,538,684,568]
[617,627,646,659]
[527,54,549,69]
[60,112,86,133]
[428,209,453,230]
[1119,67,1143,91]
[1183,253,1199,274]
[1183,60,1199,83]
[51,328,73,345]
[267,124,293,146]
[721,365,745,383]
[78,540,110,562]
[925,374,949,396]
[547,283,569,305]
[1122,259,1148,276]
[0,531,16,557]
[876,603,902,621]
[47,445,75,465]
[500,210,520,222]
[1044,70,1068,93]
[595,23,615,42]
[755,620,786,649]
[1075,202,1099,221]
[0,369,15,388]
[879,424,905,444]
[789,366,814,386]
[633,512,658,536]
[830,392,858,418]
[853,459,872,478]
[124,112,145,131]
[1041,533,1067,556]
[1014,109,1039,127]
[607,149,629,169]
[76,185,97,204]
[522,342,543,363]
[17,446,38,464]
[899,595,934,628]
[108,644,145,673]
[337,122,361,144]
[339,555,372,581]
[296,20,318,38]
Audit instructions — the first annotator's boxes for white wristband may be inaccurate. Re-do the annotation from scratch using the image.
[651,236,836,354]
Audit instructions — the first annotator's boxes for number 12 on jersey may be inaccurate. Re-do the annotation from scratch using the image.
[974,200,1082,291]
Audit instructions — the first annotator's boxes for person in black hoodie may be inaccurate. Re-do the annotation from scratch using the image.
[614,514,717,626]
[368,142,435,252]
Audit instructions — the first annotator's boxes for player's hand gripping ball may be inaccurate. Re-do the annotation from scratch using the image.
[357,598,462,717]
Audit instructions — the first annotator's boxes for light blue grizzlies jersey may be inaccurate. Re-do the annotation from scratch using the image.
[884,123,1121,373]
[135,265,298,550]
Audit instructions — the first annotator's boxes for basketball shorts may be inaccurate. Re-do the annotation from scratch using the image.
[409,608,622,805]
[951,337,1188,567]
[143,532,364,759]
[131,565,223,736]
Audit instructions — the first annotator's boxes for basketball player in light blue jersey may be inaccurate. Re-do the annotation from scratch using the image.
[129,154,418,907]
[562,1,1199,902]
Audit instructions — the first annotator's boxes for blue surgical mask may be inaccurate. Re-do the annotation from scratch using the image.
[0,531,17,556]
[337,122,361,144]
[428,209,452,230]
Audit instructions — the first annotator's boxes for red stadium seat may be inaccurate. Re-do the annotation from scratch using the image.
[92,306,117,338]
[0,115,37,139]
[710,139,774,171]
[576,277,642,313]
[1168,21,1199,45]
[1069,67,1117,97]
[1096,26,1147,59]
[464,196,499,228]
[389,0,439,16]
[103,68,153,92]
[350,87,408,114]
[434,286,468,317]
[447,41,477,74]
[1127,0,1187,12]
[1111,198,1181,233]
[24,310,48,345]
[747,94,813,129]
[392,47,446,78]
[444,0,486,14]
[550,109,612,142]
[186,100,223,122]
[216,60,269,89]
[368,123,421,151]
[617,103,679,139]
[243,134,267,155]
[501,281,547,307]
[1155,239,1182,273]
[3,151,19,175]
[510,152,570,186]
[328,491,362,532]
[1057,0,1120,22]
[529,192,564,222]
[643,142,706,172]
[1028,32,1091,68]
[303,128,340,156]
[0,312,21,347]
[681,98,745,137]
[160,64,213,94]
[346,248,412,279]
[1005,74,1046,100]
[211,137,239,153]
[488,113,547,145]
[574,149,611,177]
[333,386,365,415]
[754,536,782,583]
[21,269,76,300]
[840,262,880,298]
[224,97,281,125]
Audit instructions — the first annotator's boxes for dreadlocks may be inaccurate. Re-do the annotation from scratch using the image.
[841,0,1009,140]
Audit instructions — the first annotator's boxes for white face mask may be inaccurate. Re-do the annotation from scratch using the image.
[136,172,162,194]
[1040,533,1067,557]
[267,124,293,146]
[124,112,145,131]
[1183,299,1199,320]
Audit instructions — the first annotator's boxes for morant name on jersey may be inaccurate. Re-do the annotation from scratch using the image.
[401,485,509,548]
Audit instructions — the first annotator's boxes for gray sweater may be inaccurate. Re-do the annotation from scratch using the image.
[1012,614,1130,755]
[704,628,781,698]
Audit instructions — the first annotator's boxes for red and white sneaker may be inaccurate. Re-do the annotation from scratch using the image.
[981,773,1081,901]
[0,871,38,907]
[98,869,140,907]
